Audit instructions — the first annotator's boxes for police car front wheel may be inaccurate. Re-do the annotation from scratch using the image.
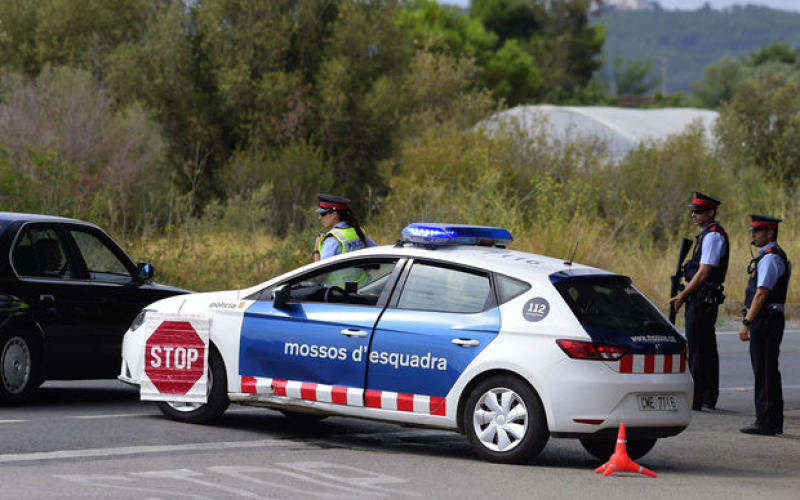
[463,375,548,463]
[156,346,230,424]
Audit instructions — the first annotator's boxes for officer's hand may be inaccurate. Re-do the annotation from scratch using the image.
[669,294,684,312]
[738,326,750,342]
[314,233,324,248]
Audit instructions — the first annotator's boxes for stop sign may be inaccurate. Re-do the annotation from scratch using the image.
[144,320,206,395]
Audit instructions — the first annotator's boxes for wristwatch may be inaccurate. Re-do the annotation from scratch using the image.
[742,318,752,328]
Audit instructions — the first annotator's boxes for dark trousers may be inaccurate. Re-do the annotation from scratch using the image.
[749,312,785,430]
[685,299,720,408]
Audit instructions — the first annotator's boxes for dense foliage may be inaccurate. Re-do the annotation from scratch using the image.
[1,1,800,315]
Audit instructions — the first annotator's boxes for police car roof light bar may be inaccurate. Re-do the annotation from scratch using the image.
[401,223,513,248]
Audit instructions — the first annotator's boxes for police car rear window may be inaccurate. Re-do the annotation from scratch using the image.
[553,277,672,333]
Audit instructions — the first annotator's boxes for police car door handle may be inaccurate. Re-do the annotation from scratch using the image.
[341,328,368,338]
[451,338,480,347]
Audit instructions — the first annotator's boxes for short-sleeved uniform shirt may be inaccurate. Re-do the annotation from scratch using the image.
[756,241,787,292]
[700,231,726,268]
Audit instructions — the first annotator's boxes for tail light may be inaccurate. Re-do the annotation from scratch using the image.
[556,339,629,361]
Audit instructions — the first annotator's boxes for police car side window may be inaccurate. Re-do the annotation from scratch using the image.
[287,259,399,306]
[496,274,531,304]
[397,263,491,313]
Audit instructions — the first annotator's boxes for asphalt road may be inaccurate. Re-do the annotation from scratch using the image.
[0,330,798,500]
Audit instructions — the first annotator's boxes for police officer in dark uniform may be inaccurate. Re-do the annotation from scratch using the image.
[670,192,728,411]
[739,214,790,435]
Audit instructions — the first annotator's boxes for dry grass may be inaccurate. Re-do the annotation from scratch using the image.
[121,218,800,326]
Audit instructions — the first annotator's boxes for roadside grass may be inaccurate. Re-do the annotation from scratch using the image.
[122,217,800,326]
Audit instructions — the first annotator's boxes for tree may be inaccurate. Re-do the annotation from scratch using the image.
[716,73,800,184]
[472,0,604,102]
[613,56,659,96]
[690,57,742,108]
[745,40,798,68]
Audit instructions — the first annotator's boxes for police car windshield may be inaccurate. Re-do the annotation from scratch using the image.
[554,277,673,333]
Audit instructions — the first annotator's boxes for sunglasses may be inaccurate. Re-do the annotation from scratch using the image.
[691,209,710,215]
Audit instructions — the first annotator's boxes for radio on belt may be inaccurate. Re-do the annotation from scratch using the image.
[400,222,513,247]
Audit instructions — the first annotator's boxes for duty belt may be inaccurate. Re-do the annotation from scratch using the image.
[691,282,725,305]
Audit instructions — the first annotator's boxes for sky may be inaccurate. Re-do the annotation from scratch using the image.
[441,1,800,13]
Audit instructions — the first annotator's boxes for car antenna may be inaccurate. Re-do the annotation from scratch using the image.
[563,240,579,267]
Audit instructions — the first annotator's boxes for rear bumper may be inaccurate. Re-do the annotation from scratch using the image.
[541,358,693,436]
[552,425,687,440]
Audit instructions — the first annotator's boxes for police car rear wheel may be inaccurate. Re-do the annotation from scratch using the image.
[156,347,230,424]
[580,437,657,461]
[463,375,548,463]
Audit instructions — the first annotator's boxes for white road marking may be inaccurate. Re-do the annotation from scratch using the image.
[68,413,155,420]
[0,420,28,424]
[133,469,268,499]
[0,439,296,464]
[57,463,420,499]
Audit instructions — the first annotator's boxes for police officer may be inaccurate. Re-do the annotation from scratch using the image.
[313,193,375,261]
[739,215,790,435]
[670,192,728,411]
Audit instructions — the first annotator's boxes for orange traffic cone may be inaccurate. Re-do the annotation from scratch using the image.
[594,423,657,478]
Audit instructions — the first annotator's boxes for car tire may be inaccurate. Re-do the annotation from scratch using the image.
[463,375,549,464]
[580,437,657,461]
[0,332,38,405]
[156,346,230,424]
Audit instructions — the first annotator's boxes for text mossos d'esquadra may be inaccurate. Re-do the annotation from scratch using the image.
[283,343,448,371]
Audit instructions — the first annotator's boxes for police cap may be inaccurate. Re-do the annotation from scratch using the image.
[316,193,350,214]
[688,191,721,211]
[749,214,782,231]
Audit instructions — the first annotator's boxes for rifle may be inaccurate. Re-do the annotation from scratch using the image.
[669,238,694,324]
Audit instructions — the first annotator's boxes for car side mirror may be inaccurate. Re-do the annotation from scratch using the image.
[136,262,154,282]
[273,284,289,309]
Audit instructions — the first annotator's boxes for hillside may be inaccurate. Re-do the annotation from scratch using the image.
[593,5,800,94]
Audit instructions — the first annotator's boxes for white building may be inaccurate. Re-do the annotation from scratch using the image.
[483,105,718,160]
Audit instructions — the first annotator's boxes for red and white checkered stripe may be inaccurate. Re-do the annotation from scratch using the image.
[610,353,687,374]
[240,376,446,416]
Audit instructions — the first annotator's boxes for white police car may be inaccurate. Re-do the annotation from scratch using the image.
[119,223,692,464]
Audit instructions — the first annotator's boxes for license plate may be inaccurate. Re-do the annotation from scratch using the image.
[638,394,679,411]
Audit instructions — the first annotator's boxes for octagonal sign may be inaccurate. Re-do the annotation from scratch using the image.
[140,316,209,402]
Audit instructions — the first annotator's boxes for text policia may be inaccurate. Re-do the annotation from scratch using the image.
[283,342,448,371]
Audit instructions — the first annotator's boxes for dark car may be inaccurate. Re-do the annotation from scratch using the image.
[0,212,189,404]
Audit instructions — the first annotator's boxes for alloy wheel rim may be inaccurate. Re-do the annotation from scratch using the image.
[1,337,31,394]
[472,387,528,452]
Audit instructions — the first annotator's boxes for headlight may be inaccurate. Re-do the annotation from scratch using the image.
[129,309,150,332]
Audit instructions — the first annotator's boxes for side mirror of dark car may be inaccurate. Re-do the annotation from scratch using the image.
[273,284,290,309]
[136,262,154,282]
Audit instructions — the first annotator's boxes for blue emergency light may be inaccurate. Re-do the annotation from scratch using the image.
[401,223,513,247]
